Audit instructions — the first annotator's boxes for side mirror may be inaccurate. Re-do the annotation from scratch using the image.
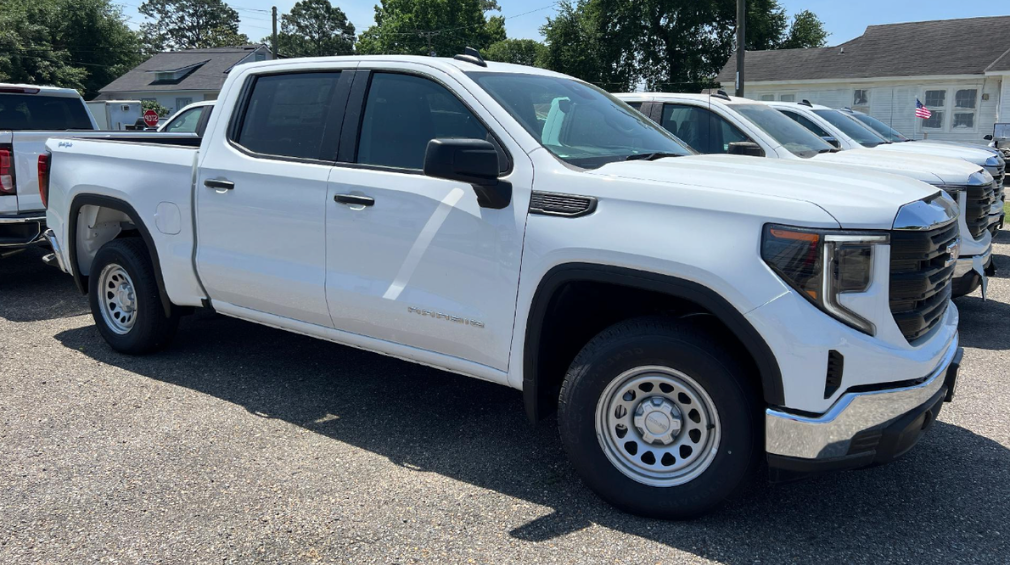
[821,136,840,148]
[423,138,511,209]
[727,141,765,157]
[984,134,994,141]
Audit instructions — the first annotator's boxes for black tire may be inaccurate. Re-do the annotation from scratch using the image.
[557,316,760,519]
[88,237,179,354]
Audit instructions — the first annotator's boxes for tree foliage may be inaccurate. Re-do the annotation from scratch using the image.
[270,0,355,57]
[0,0,142,98]
[139,0,249,53]
[142,99,170,117]
[780,10,829,49]
[356,0,505,57]
[540,0,827,92]
[482,39,546,67]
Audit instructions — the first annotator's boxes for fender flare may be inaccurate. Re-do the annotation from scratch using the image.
[67,194,173,317]
[522,263,785,422]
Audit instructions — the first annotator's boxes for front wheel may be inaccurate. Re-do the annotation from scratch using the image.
[89,238,179,354]
[557,317,760,519]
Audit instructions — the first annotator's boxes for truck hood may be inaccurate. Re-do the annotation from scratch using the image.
[812,148,983,185]
[588,154,940,229]
[872,141,997,167]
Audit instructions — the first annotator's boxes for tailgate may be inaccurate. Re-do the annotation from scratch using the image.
[9,131,47,213]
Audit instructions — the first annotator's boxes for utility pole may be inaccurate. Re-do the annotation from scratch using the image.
[735,0,745,97]
[271,6,278,59]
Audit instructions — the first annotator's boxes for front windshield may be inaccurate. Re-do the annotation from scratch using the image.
[849,112,910,142]
[467,72,692,169]
[812,109,889,147]
[733,104,833,158]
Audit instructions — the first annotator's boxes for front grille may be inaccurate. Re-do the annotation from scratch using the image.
[889,221,958,342]
[965,182,994,239]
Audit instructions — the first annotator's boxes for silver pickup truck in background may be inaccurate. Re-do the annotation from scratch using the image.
[0,84,198,257]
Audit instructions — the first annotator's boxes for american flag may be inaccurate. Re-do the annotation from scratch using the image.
[915,99,932,119]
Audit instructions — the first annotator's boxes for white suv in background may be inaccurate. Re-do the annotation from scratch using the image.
[617,92,993,297]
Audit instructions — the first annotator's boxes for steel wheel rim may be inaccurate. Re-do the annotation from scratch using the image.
[98,264,138,335]
[595,366,721,487]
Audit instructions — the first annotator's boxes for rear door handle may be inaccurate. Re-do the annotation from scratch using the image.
[334,194,374,207]
[204,179,234,190]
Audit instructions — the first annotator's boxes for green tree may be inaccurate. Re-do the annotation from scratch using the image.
[142,99,170,117]
[356,0,504,57]
[540,0,638,91]
[139,0,248,52]
[482,38,546,67]
[0,0,141,98]
[269,0,355,57]
[780,10,828,49]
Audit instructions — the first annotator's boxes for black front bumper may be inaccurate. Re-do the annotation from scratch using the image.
[768,348,962,481]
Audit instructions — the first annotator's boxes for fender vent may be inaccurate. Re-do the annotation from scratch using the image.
[530,191,597,218]
[825,350,844,399]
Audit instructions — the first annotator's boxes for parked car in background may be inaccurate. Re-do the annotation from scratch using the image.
[0,84,198,257]
[42,55,962,518]
[770,101,1005,237]
[85,100,143,131]
[841,108,1006,232]
[618,92,993,297]
[158,101,214,136]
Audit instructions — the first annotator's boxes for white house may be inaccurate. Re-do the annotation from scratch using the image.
[95,45,272,116]
[718,16,1010,143]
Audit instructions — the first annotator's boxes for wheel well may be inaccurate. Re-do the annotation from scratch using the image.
[68,195,172,316]
[523,265,783,423]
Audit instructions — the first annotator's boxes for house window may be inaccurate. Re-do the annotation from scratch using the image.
[779,94,796,102]
[853,89,869,112]
[175,97,193,110]
[759,94,774,101]
[953,88,977,129]
[922,90,945,129]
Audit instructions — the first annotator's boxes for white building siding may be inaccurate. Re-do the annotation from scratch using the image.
[744,77,1004,144]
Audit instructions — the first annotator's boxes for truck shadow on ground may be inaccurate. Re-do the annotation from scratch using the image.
[0,248,88,322]
[54,315,1010,563]
[954,292,1010,351]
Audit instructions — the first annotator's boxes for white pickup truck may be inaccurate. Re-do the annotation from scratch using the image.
[770,101,1006,239]
[43,54,963,518]
[618,92,995,298]
[0,84,198,257]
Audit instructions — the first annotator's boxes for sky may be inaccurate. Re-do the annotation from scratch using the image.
[117,1,1010,46]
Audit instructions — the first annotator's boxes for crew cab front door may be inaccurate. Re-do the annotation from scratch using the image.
[195,69,352,327]
[324,68,531,372]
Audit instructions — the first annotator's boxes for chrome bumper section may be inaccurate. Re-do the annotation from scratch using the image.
[765,333,959,460]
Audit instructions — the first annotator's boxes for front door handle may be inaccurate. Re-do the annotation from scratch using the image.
[334,194,374,207]
[204,179,235,190]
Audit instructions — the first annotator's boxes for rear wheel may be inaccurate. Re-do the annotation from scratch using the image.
[88,238,179,354]
[558,316,760,519]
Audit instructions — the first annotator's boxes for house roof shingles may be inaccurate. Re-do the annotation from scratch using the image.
[99,45,266,94]
[717,15,1010,84]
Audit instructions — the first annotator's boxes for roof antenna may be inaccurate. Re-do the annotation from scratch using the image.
[799,99,813,107]
[454,47,487,67]
[713,89,731,101]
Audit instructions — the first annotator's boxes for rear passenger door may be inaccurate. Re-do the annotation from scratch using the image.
[659,104,751,154]
[195,69,352,327]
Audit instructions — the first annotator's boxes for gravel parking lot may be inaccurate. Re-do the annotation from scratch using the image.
[2,234,1009,565]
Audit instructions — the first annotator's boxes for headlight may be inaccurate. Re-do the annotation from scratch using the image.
[761,225,888,335]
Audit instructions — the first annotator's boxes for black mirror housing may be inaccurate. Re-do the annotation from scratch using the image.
[984,134,994,141]
[727,141,766,157]
[424,138,511,209]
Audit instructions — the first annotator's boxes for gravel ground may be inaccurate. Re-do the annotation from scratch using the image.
[1,233,1009,565]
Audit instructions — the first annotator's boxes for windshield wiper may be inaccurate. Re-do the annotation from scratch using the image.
[624,152,683,161]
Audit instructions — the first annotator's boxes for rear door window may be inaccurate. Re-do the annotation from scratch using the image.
[0,94,93,130]
[232,72,343,160]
